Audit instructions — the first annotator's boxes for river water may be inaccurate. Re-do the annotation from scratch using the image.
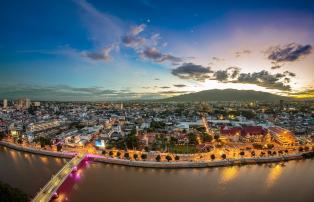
[0,146,313,202]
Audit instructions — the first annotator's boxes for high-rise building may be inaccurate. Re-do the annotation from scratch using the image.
[25,98,31,109]
[33,101,41,107]
[17,98,31,109]
[3,99,7,108]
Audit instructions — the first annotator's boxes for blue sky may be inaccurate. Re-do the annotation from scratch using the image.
[1,0,314,100]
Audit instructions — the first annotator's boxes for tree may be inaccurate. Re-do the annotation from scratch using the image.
[109,151,114,157]
[252,143,263,150]
[202,132,213,142]
[284,149,289,154]
[278,150,283,155]
[298,147,304,152]
[17,139,23,144]
[210,154,216,160]
[239,151,245,157]
[267,150,272,156]
[260,151,265,157]
[141,153,147,160]
[221,154,227,160]
[124,152,129,159]
[188,133,197,144]
[125,128,138,149]
[133,153,138,160]
[57,144,62,152]
[267,143,274,149]
[155,155,161,162]
[175,155,180,161]
[251,151,255,157]
[272,151,277,156]
[165,155,172,162]
[116,151,121,158]
[0,132,5,141]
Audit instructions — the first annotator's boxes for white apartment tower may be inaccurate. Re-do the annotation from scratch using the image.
[3,99,7,108]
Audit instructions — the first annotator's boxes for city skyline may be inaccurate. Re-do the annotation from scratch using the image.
[1,0,314,100]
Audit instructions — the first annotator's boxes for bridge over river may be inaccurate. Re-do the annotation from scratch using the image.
[32,153,86,202]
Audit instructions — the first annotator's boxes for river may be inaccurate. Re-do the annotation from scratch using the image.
[0,146,313,202]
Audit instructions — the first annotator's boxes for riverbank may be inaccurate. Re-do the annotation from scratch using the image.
[0,141,75,159]
[0,141,307,169]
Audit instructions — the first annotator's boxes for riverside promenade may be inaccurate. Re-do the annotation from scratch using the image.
[0,141,307,169]
[32,153,86,202]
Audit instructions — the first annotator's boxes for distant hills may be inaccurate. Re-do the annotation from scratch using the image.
[163,89,293,102]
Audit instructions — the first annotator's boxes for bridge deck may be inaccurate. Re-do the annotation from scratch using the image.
[33,153,86,202]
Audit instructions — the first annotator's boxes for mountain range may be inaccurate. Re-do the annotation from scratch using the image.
[163,89,293,102]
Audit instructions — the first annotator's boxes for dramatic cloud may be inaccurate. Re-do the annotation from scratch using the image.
[234,70,293,91]
[266,43,312,69]
[81,43,118,61]
[121,24,183,65]
[140,47,182,64]
[271,65,281,70]
[214,70,228,81]
[213,67,240,81]
[121,24,146,50]
[212,57,224,61]
[172,63,295,91]
[173,84,186,88]
[288,87,314,98]
[171,63,213,81]
[235,50,251,58]
[129,24,146,36]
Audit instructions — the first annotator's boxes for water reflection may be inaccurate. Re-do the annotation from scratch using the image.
[0,146,67,196]
[219,166,240,184]
[40,156,49,164]
[265,164,283,188]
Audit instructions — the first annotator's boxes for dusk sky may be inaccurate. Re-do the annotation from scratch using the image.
[1,0,314,101]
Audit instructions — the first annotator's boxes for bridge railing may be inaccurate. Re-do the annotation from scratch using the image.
[32,154,86,202]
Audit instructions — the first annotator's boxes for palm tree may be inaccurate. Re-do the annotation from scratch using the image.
[109,151,114,157]
[239,151,245,158]
[260,151,265,157]
[210,154,215,161]
[251,151,255,157]
[124,152,130,159]
[133,153,138,160]
[221,154,226,160]
[267,150,272,156]
[175,156,180,161]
